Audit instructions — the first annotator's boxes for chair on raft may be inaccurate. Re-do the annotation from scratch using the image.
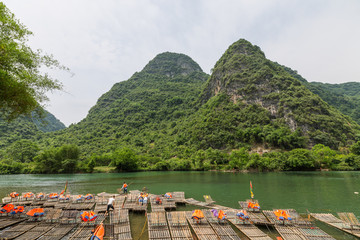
[203,195,215,205]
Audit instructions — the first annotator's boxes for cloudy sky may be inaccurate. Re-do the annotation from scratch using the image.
[3,0,360,126]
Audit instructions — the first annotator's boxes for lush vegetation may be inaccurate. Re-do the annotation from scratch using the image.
[282,66,360,125]
[1,35,360,174]
[3,141,360,173]
[0,110,65,148]
[0,3,68,120]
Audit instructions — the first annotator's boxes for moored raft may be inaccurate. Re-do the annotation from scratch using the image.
[0,221,38,240]
[227,210,272,240]
[12,223,56,240]
[111,208,132,240]
[185,210,219,240]
[148,212,171,240]
[203,209,241,240]
[239,200,271,225]
[150,195,165,212]
[39,223,76,240]
[311,213,360,238]
[166,211,192,240]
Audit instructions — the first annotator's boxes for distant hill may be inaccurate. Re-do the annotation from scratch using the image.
[2,40,360,173]
[194,39,359,149]
[33,41,360,160]
[39,52,209,155]
[281,65,360,125]
[0,110,65,148]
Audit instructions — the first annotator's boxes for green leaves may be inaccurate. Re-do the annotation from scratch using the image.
[0,2,67,120]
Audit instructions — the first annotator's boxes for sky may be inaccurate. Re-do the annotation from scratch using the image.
[3,0,360,126]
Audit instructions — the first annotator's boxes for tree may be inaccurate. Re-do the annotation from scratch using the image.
[7,139,39,162]
[350,141,360,155]
[111,148,138,172]
[0,3,68,120]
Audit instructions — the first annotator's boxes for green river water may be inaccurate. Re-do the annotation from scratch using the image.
[0,171,359,239]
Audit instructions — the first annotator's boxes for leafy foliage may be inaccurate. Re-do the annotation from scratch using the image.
[1,39,360,174]
[0,2,68,120]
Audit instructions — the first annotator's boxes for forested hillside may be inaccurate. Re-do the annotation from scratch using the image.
[2,41,360,174]
[282,66,360,125]
[0,110,65,148]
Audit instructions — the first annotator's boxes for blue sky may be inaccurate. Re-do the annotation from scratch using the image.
[3,0,360,126]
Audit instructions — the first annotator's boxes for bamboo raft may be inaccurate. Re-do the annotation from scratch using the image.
[263,210,295,226]
[0,219,24,230]
[162,198,176,210]
[226,210,271,240]
[295,226,335,240]
[166,211,192,240]
[172,192,185,203]
[238,201,271,226]
[67,223,95,240]
[185,211,219,240]
[184,198,211,207]
[12,223,56,240]
[311,213,360,238]
[203,209,241,240]
[148,212,171,240]
[3,190,360,240]
[40,223,76,240]
[111,209,132,240]
[0,221,38,240]
[122,193,139,211]
[150,195,166,212]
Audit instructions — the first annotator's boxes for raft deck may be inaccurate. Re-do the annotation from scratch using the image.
[166,211,193,240]
[203,209,241,240]
[111,209,132,240]
[311,213,360,238]
[147,212,171,240]
[227,210,272,240]
[185,211,219,240]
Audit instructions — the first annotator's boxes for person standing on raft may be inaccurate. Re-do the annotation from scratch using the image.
[122,182,128,194]
[106,195,115,213]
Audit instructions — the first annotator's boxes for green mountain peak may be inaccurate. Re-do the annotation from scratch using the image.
[200,38,359,148]
[141,52,203,77]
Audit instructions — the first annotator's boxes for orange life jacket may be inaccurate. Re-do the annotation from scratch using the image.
[218,210,226,220]
[9,192,19,198]
[1,204,14,213]
[80,211,98,222]
[24,192,34,198]
[10,206,24,214]
[26,208,44,217]
[248,201,260,209]
[274,209,292,220]
[123,184,128,188]
[36,193,44,199]
[49,193,59,199]
[192,210,204,220]
[91,223,104,240]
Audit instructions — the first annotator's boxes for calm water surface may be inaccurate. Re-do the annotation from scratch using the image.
[1,171,359,215]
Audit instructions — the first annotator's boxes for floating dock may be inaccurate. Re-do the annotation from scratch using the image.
[166,211,193,240]
[147,212,171,240]
[203,209,241,240]
[226,210,271,240]
[239,200,271,225]
[2,190,359,240]
[185,211,219,240]
[111,208,132,240]
[150,195,165,212]
[311,213,360,238]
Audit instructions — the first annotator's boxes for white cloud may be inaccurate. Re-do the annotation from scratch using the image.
[3,0,360,125]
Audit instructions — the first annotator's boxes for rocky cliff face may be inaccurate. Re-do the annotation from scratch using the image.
[201,39,358,147]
